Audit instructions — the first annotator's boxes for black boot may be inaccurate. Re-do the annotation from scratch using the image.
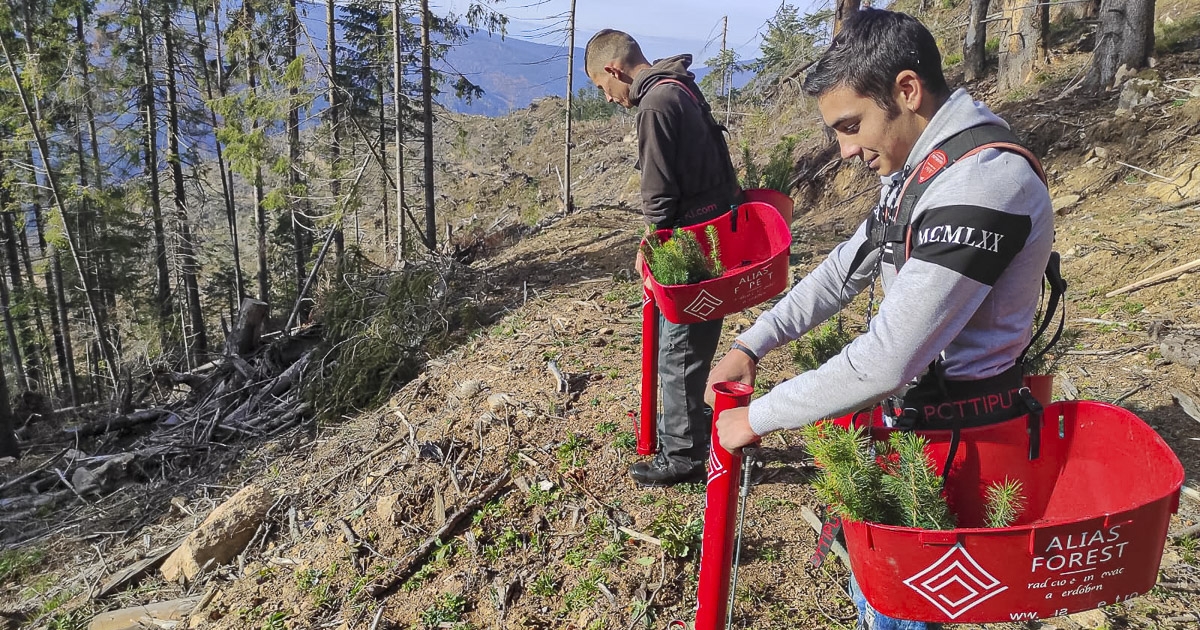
[628,453,705,487]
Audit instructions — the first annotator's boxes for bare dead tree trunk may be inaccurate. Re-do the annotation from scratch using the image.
[0,273,24,390]
[137,0,174,351]
[163,17,208,362]
[1,209,40,389]
[997,0,1049,91]
[420,0,436,251]
[834,0,861,35]
[393,0,406,262]
[77,9,121,367]
[327,0,346,258]
[242,2,270,306]
[964,0,992,82]
[288,0,311,305]
[1083,0,1156,92]
[0,351,16,458]
[194,0,245,318]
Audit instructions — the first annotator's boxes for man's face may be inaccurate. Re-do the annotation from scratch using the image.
[589,66,633,109]
[817,84,923,176]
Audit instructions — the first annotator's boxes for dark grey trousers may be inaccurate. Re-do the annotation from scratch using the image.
[656,312,724,465]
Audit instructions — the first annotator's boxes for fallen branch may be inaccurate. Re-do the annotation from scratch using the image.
[1172,522,1200,541]
[65,409,169,438]
[0,448,67,494]
[94,539,185,599]
[369,470,511,598]
[617,526,661,546]
[1106,258,1200,297]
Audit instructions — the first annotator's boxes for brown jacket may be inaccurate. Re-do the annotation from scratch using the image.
[630,55,742,229]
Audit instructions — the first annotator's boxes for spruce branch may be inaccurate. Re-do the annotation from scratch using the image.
[984,478,1026,528]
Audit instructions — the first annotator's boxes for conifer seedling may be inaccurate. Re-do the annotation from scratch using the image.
[641,226,724,286]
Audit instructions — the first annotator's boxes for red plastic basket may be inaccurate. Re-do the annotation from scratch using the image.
[829,401,1183,623]
[743,188,794,226]
[643,201,792,324]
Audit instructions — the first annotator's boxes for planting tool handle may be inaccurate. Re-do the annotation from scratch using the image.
[695,382,754,630]
[638,283,659,456]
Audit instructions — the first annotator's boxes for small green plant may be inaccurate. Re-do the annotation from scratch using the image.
[295,566,338,609]
[526,485,559,507]
[557,433,589,468]
[530,572,557,597]
[650,504,704,559]
[878,432,956,530]
[942,52,963,67]
[261,612,288,630]
[613,431,637,451]
[792,318,854,371]
[420,593,468,627]
[595,420,618,435]
[641,226,723,286]
[1023,326,1082,375]
[984,478,1026,528]
[484,528,523,561]
[1177,536,1198,565]
[0,548,45,583]
[562,570,603,612]
[564,547,588,568]
[593,540,626,567]
[984,37,1000,55]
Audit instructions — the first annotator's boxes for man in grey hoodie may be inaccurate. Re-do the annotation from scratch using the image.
[585,29,742,486]
[708,9,1052,629]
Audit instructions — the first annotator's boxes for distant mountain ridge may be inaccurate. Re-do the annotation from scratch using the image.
[439,30,755,116]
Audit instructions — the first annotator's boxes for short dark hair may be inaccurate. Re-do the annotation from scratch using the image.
[584,29,646,79]
[803,8,950,116]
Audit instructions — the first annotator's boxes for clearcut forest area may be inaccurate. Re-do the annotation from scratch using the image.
[1,1,1200,629]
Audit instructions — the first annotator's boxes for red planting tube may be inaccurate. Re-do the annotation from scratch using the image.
[695,381,754,630]
[637,283,659,456]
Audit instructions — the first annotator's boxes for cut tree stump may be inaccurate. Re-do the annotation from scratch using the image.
[227,298,268,357]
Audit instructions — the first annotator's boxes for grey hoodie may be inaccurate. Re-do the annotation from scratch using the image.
[737,89,1054,436]
[629,55,741,228]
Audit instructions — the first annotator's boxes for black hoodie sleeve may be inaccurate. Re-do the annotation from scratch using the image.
[635,105,680,228]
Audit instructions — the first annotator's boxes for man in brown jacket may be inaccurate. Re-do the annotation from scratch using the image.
[585,29,742,485]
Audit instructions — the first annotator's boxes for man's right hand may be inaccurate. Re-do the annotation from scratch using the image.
[705,349,757,407]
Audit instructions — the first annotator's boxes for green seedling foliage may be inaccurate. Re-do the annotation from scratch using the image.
[802,424,956,529]
[984,477,1026,528]
[801,423,893,524]
[642,228,721,286]
[879,432,956,530]
[420,593,468,626]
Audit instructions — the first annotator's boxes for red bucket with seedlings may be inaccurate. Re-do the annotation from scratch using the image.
[828,400,1183,623]
[642,201,792,325]
[636,199,792,455]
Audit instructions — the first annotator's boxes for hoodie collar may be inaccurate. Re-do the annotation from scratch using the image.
[630,54,697,106]
[902,88,1008,173]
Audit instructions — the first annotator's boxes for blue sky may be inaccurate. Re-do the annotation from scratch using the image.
[435,0,825,64]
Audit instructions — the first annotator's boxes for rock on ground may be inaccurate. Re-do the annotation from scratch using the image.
[160,485,273,582]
